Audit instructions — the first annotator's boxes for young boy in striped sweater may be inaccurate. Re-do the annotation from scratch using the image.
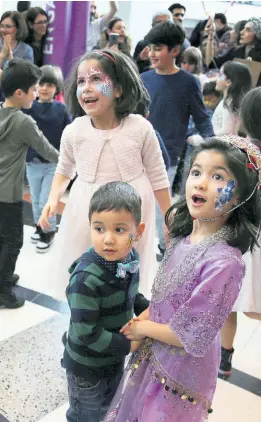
[62,181,149,422]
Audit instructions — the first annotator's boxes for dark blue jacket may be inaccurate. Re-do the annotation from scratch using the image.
[23,100,71,163]
[141,69,214,165]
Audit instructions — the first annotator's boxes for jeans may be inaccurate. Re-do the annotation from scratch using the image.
[0,201,23,289]
[66,369,123,422]
[26,161,57,231]
[156,166,177,250]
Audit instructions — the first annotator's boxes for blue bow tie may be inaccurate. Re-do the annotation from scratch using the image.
[116,260,140,278]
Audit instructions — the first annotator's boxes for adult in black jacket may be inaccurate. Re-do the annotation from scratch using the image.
[205,17,261,70]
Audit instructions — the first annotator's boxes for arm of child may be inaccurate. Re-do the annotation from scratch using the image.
[68,272,131,357]
[38,124,75,230]
[123,256,244,354]
[21,116,59,163]
[134,293,150,316]
[141,121,171,217]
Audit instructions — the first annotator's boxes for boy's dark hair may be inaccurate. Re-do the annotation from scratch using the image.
[223,61,252,114]
[65,49,150,120]
[240,87,261,142]
[1,58,41,97]
[166,137,261,254]
[203,81,220,98]
[214,13,227,25]
[25,7,48,44]
[39,65,64,95]
[168,3,186,13]
[89,182,142,226]
[145,20,185,50]
[0,11,28,41]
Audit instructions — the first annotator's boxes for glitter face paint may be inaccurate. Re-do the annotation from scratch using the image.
[215,179,236,211]
[76,68,113,98]
[128,233,136,248]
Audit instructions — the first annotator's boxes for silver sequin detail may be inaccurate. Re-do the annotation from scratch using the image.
[152,227,233,303]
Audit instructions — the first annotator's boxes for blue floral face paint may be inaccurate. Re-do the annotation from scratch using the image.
[76,68,113,98]
[215,179,236,211]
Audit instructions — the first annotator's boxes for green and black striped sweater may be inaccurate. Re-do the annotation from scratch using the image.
[63,247,149,381]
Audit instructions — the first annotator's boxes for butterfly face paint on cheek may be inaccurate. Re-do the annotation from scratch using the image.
[77,68,114,98]
[215,179,236,211]
[128,233,136,248]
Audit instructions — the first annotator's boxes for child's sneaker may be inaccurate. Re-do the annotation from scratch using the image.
[31,225,43,244]
[218,347,234,376]
[36,231,55,253]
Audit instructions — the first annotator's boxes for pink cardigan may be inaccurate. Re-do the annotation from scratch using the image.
[56,114,169,191]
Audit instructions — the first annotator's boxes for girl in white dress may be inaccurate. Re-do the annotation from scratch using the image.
[220,87,261,375]
[39,50,171,298]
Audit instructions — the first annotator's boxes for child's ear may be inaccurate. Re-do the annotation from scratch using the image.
[171,45,180,58]
[135,222,145,241]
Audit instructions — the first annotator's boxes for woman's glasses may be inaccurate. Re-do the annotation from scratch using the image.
[34,20,48,26]
[174,13,185,17]
[0,24,16,29]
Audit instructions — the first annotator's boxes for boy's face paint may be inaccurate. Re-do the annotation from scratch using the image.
[76,68,113,98]
[128,233,136,248]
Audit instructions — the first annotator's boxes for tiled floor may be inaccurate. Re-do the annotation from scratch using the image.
[0,196,260,422]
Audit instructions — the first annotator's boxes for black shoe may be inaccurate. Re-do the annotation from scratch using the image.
[36,231,55,253]
[62,331,68,346]
[11,274,20,286]
[0,289,25,309]
[158,244,166,256]
[218,347,234,376]
[31,225,43,244]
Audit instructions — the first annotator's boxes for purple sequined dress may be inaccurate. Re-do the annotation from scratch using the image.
[105,229,245,422]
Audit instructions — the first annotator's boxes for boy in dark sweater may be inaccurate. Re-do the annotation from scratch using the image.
[0,59,59,309]
[63,182,149,422]
[23,65,71,253]
[141,21,214,178]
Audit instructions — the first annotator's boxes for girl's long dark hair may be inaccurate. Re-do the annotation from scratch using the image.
[65,49,150,120]
[166,137,261,254]
[223,61,252,114]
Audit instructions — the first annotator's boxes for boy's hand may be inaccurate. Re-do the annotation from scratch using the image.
[122,320,146,341]
[139,46,149,61]
[38,200,58,230]
[130,340,143,353]
[120,317,140,334]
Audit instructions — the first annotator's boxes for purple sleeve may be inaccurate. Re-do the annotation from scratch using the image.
[168,257,245,357]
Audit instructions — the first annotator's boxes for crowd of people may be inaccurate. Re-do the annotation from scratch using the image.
[0,1,261,422]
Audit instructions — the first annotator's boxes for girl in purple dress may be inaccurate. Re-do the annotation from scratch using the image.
[105,135,261,422]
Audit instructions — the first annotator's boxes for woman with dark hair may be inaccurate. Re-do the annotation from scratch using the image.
[212,61,252,135]
[25,7,48,67]
[0,11,33,69]
[99,17,132,57]
[205,17,261,69]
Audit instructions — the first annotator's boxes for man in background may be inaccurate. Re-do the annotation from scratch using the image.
[86,1,118,52]
[168,3,190,65]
